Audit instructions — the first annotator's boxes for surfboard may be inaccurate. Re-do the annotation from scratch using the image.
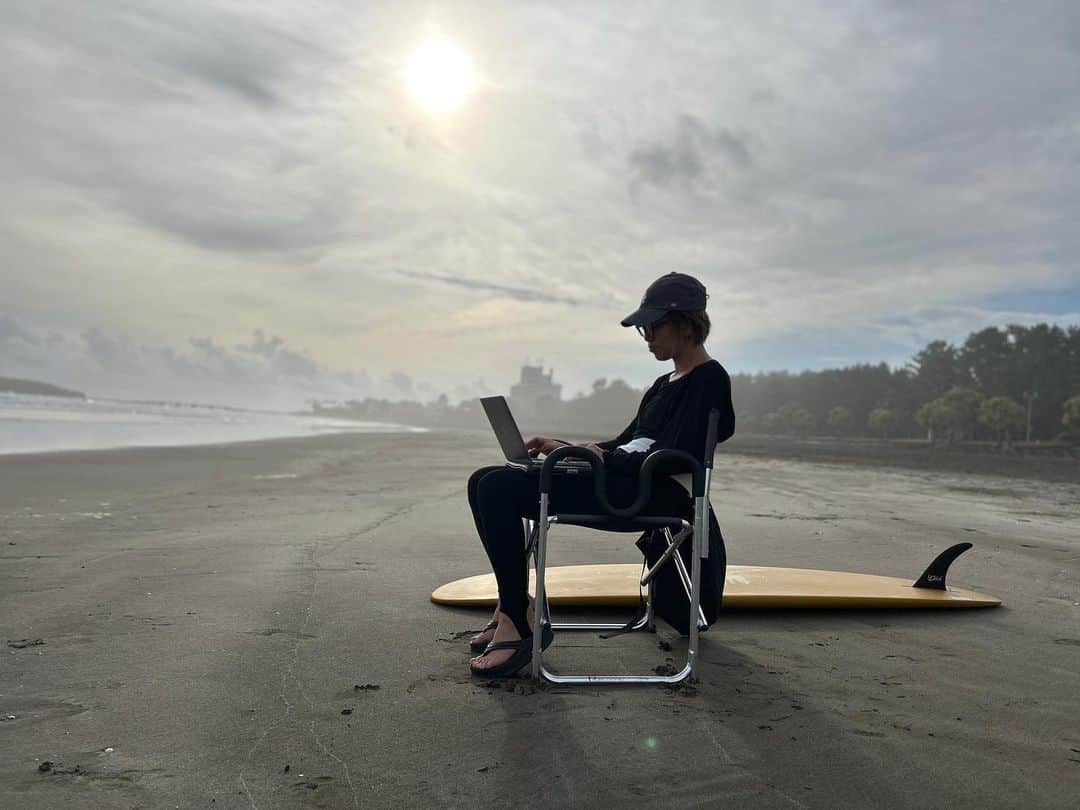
[431,557,1001,609]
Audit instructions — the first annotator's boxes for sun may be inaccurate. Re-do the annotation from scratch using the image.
[407,40,475,113]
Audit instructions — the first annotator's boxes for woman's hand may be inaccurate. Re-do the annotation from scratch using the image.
[568,442,606,461]
[525,436,569,457]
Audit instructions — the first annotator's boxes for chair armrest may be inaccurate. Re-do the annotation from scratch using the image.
[539,445,706,519]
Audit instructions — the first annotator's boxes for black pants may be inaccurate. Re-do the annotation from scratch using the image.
[467,464,690,636]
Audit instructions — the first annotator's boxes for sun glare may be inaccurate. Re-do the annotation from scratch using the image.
[407,40,475,113]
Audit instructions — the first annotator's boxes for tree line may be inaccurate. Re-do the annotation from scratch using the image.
[733,323,1080,445]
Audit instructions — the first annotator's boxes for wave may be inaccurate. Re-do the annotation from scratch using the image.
[0,394,424,455]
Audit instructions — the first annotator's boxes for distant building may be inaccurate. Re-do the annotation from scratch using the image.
[509,364,562,424]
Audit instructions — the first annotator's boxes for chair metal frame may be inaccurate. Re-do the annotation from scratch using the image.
[529,410,720,684]
[522,518,707,635]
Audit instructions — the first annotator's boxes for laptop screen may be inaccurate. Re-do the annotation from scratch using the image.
[480,396,531,463]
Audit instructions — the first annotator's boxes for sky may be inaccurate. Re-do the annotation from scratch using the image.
[2,1,1078,409]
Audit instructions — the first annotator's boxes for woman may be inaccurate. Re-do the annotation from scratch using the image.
[466,272,735,677]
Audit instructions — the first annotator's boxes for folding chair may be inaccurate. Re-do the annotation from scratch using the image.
[529,410,722,684]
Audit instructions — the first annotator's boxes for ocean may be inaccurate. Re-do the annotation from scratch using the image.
[0,392,423,455]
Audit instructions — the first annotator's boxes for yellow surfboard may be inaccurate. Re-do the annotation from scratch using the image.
[431,555,1001,610]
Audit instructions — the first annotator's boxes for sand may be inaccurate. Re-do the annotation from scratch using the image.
[1,430,1078,809]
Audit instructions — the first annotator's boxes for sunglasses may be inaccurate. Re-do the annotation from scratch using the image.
[635,317,671,340]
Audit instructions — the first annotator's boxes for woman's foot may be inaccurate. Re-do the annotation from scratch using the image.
[469,597,534,651]
[470,604,537,672]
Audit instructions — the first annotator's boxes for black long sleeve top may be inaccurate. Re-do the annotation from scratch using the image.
[596,359,735,477]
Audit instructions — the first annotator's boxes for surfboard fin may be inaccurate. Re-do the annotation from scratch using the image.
[913,542,973,590]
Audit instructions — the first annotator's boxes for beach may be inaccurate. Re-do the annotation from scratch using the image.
[1,430,1078,809]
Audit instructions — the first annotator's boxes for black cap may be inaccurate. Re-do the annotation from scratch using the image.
[620,272,708,328]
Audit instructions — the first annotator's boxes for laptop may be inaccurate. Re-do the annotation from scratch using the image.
[480,396,594,473]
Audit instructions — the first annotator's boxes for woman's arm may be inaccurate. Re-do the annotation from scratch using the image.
[595,417,638,453]
[714,367,736,444]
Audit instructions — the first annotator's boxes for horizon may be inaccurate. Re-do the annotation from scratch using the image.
[4,314,1079,409]
[3,3,1079,410]
[6,315,1078,416]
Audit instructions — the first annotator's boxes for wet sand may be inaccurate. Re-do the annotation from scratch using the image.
[1,431,1078,809]
[723,433,1080,485]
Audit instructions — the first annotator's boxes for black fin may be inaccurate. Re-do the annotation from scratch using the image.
[913,542,973,590]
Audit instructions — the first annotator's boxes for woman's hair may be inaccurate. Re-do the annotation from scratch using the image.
[665,310,711,345]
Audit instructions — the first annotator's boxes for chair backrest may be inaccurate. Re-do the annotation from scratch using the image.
[673,409,721,497]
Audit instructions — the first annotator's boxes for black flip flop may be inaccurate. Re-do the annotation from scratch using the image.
[469,624,554,679]
[468,607,548,653]
[469,637,534,678]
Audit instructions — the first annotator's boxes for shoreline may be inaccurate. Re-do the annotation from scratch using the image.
[0,423,427,459]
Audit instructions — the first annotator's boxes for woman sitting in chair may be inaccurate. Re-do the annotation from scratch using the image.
[466,272,735,677]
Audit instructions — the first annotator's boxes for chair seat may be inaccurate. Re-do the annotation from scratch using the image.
[553,513,686,533]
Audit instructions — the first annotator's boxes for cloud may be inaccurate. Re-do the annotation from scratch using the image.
[3,2,321,107]
[394,269,584,306]
[0,315,38,345]
[0,2,357,257]
[0,316,404,409]
[236,329,321,379]
[628,115,752,192]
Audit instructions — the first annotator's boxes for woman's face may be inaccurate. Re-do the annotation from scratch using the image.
[639,316,689,361]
